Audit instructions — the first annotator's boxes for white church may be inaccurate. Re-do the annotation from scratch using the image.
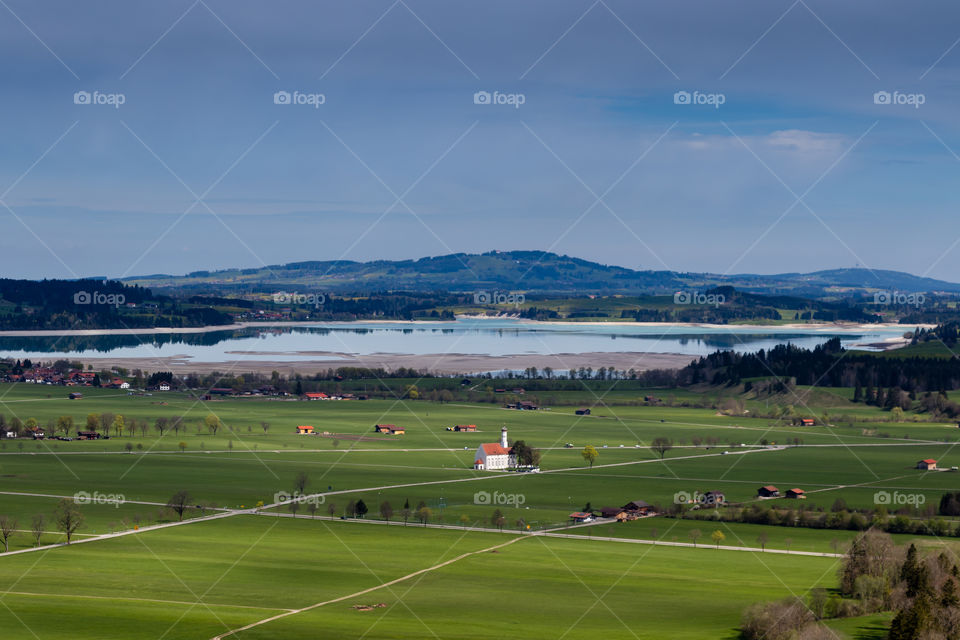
[473,426,516,470]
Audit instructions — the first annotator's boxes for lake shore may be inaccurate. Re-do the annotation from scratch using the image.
[50,351,698,376]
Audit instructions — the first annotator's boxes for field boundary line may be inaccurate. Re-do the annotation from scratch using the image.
[1,590,295,612]
[210,536,524,639]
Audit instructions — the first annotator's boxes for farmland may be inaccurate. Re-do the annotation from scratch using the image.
[1,381,958,638]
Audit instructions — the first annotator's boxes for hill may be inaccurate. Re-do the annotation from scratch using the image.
[122,251,960,297]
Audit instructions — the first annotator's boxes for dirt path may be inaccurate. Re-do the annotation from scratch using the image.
[210,536,524,639]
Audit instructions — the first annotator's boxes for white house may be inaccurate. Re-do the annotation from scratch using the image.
[158,383,171,391]
[474,427,516,470]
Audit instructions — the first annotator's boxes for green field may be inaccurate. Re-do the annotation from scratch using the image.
[2,382,956,638]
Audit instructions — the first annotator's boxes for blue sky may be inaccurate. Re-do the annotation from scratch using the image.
[2,0,960,280]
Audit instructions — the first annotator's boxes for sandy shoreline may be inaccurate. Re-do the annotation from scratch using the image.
[52,351,698,376]
[0,318,925,337]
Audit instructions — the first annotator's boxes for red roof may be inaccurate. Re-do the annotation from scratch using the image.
[788,488,804,494]
[475,459,483,464]
[305,392,327,398]
[481,443,511,455]
[921,459,937,464]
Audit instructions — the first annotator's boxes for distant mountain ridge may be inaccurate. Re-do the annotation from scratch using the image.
[123,251,960,297]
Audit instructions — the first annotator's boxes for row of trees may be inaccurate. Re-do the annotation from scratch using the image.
[0,499,84,552]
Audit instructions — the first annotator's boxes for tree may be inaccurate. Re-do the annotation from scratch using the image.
[307,500,319,519]
[154,417,168,437]
[492,508,505,531]
[124,442,134,453]
[166,490,191,521]
[204,414,221,435]
[401,499,412,525]
[809,587,828,620]
[651,437,673,459]
[459,513,470,529]
[756,532,769,551]
[327,502,336,517]
[581,445,598,468]
[112,414,125,437]
[0,515,17,552]
[688,528,702,547]
[289,498,300,518]
[417,506,431,526]
[710,529,725,548]
[260,421,270,435]
[100,412,115,437]
[53,499,84,544]
[178,441,187,453]
[345,500,356,518]
[56,415,73,438]
[355,499,368,518]
[30,514,44,547]
[294,471,309,496]
[379,501,393,521]
[85,413,100,431]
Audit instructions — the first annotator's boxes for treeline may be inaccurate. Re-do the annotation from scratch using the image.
[681,336,960,395]
[0,278,232,330]
[742,530,960,640]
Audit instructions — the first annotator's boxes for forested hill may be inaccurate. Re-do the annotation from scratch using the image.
[123,251,960,297]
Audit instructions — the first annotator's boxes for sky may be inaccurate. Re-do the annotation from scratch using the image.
[2,0,960,280]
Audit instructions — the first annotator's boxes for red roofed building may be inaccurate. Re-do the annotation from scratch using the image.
[304,392,328,400]
[473,427,516,470]
[786,488,806,499]
[917,459,938,470]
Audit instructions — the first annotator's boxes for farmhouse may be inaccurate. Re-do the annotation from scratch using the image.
[2,430,17,439]
[757,485,780,498]
[296,425,314,435]
[799,418,815,426]
[158,383,171,391]
[76,431,101,440]
[507,401,539,410]
[622,500,654,516]
[599,507,629,520]
[786,488,806,499]
[699,491,725,506]
[473,427,516,470]
[917,459,938,470]
[374,424,405,435]
[568,512,594,523]
[304,392,328,400]
[452,424,477,432]
[68,392,83,400]
[575,408,591,416]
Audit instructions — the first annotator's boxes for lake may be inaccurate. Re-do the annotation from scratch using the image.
[0,319,909,366]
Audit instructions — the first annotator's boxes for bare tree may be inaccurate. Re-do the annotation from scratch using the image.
[100,412,115,438]
[260,421,270,435]
[154,417,168,437]
[0,515,17,552]
[688,528,702,547]
[54,499,84,544]
[327,502,336,518]
[31,514,44,547]
[294,471,309,496]
[166,490,192,521]
[651,437,673,459]
[379,500,393,521]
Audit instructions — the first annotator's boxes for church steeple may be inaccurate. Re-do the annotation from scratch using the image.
[501,426,508,448]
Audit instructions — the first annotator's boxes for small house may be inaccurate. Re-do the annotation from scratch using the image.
[453,424,477,432]
[568,512,594,523]
[68,392,83,400]
[757,485,779,498]
[799,418,815,426]
[622,500,654,515]
[296,425,314,435]
[304,392,328,400]
[786,488,806,499]
[76,431,101,440]
[917,459,938,470]
[374,424,405,435]
[599,506,626,519]
[157,383,169,391]
[2,430,16,439]
[575,408,591,416]
[699,491,725,506]
[209,388,233,396]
